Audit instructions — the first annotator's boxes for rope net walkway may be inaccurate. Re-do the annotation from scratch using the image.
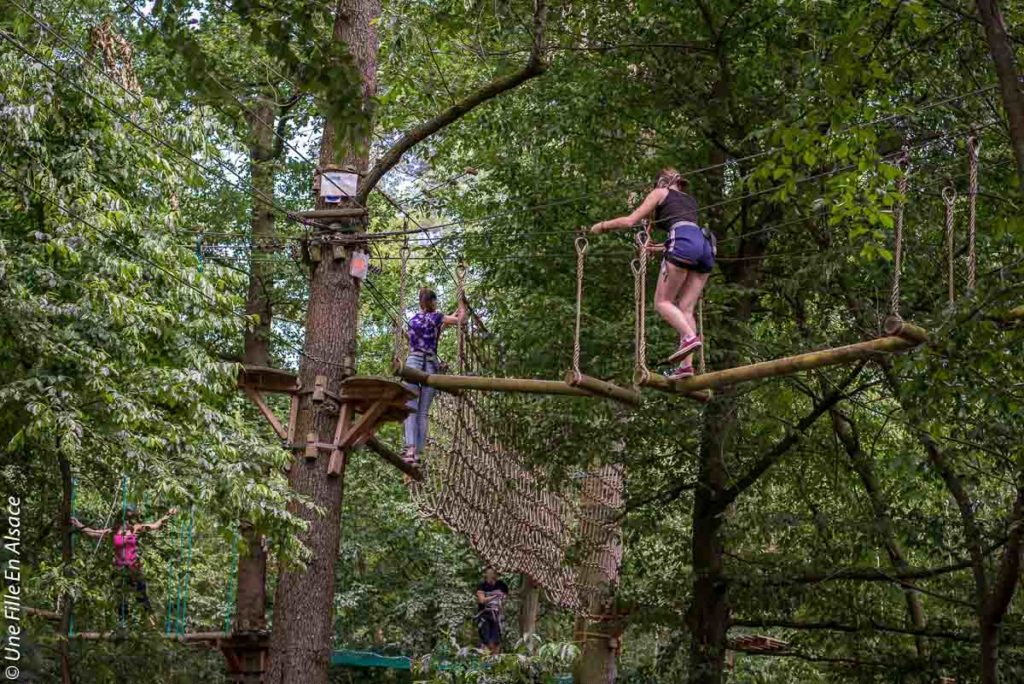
[401,310,623,613]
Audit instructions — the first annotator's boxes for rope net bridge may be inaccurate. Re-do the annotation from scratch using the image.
[404,307,626,613]
[380,254,622,611]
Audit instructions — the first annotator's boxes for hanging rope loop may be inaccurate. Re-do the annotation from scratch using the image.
[633,222,651,384]
[394,235,410,368]
[943,186,957,305]
[889,148,910,320]
[572,234,589,381]
[967,136,980,293]
[456,259,467,373]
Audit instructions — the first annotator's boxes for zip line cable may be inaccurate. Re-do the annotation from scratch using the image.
[4,13,1001,245]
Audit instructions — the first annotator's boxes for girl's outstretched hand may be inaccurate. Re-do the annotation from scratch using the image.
[590,222,604,234]
[168,506,179,516]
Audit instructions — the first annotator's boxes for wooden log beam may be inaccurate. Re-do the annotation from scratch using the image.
[72,631,229,643]
[565,372,640,406]
[637,373,714,402]
[396,365,593,398]
[294,208,368,220]
[666,325,927,394]
[364,435,423,481]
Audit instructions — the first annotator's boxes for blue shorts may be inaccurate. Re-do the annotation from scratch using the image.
[664,223,714,273]
[477,613,501,646]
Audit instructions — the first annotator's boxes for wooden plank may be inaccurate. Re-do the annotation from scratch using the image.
[295,208,367,219]
[396,365,593,397]
[242,387,287,439]
[238,365,298,394]
[327,450,347,478]
[565,372,641,406]
[664,333,922,394]
[304,432,319,461]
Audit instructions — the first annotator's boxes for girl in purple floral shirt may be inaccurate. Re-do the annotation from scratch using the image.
[403,288,465,463]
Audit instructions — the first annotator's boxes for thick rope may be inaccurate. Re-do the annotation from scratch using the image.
[697,297,706,374]
[943,186,957,305]
[572,235,588,382]
[456,262,467,374]
[890,149,909,319]
[632,224,651,384]
[967,137,980,293]
[394,237,410,367]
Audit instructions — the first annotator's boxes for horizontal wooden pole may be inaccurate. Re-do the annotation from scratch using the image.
[636,373,713,402]
[666,332,924,393]
[565,372,640,406]
[364,436,423,481]
[1002,305,1024,322]
[294,208,367,219]
[72,631,228,642]
[882,317,929,344]
[397,365,592,397]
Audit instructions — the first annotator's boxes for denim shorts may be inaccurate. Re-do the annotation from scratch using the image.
[664,222,714,273]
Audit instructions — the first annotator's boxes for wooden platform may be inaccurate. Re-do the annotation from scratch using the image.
[237,365,298,394]
[338,376,416,424]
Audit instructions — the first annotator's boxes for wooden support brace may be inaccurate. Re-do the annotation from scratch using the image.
[327,403,354,477]
[242,387,287,439]
[304,432,319,461]
[565,372,641,406]
[332,244,348,261]
[338,396,394,450]
[312,375,327,402]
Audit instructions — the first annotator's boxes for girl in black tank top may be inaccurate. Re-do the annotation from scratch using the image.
[589,167,713,379]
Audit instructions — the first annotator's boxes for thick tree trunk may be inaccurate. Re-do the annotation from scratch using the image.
[518,574,540,639]
[58,454,74,684]
[573,466,623,684]
[830,410,928,656]
[976,0,1024,187]
[233,96,277,636]
[265,1,379,682]
[688,402,730,684]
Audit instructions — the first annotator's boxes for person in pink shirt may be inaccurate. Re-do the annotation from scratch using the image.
[73,504,177,621]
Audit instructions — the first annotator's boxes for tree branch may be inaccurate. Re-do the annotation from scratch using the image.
[713,363,865,513]
[271,93,302,161]
[359,0,548,200]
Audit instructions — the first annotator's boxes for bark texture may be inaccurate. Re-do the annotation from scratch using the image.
[976,0,1024,187]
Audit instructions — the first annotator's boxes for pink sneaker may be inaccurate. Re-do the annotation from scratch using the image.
[668,336,702,364]
[666,364,694,380]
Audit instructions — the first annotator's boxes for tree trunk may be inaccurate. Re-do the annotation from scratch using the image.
[830,410,928,657]
[518,574,540,640]
[573,465,624,684]
[233,95,277,636]
[58,454,74,684]
[976,0,1024,187]
[688,401,730,684]
[265,1,379,682]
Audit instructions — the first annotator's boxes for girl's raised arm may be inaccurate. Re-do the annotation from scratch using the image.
[590,189,665,234]
[71,517,110,540]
